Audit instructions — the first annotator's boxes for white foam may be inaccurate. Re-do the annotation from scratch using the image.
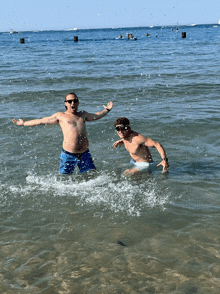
[13,172,171,216]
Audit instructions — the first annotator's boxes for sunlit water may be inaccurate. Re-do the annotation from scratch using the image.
[1,24,220,293]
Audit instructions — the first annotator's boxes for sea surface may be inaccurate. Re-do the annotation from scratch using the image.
[0,24,220,293]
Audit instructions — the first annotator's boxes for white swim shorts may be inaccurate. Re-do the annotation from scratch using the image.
[130,159,157,171]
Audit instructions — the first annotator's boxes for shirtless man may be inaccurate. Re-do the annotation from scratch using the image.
[12,92,113,174]
[113,117,169,176]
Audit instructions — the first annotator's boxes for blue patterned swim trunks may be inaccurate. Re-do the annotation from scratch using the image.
[59,149,96,174]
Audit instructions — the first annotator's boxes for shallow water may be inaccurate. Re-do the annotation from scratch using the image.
[1,24,220,293]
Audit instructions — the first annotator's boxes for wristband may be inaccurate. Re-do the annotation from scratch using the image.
[162,157,168,162]
[106,108,110,112]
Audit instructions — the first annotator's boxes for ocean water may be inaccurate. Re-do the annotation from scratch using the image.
[1,24,220,293]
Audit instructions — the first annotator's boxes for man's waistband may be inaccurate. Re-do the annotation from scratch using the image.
[62,148,89,156]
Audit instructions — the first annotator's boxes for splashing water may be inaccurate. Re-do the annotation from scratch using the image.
[20,171,170,216]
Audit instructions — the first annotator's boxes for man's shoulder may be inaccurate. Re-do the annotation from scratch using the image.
[51,111,68,122]
[77,110,88,119]
[54,111,66,118]
[78,110,87,115]
[133,132,148,142]
[131,131,142,138]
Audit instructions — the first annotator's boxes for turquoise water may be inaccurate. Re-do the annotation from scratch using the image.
[1,24,220,293]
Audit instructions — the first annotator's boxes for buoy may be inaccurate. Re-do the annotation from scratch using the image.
[74,36,78,42]
[20,38,25,44]
[182,32,186,38]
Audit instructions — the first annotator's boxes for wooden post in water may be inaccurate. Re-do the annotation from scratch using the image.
[20,38,25,44]
[182,32,186,38]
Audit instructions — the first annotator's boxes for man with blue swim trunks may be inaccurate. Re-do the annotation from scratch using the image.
[113,117,169,177]
[13,93,113,174]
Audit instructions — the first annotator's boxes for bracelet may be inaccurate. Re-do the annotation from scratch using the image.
[162,157,168,162]
[106,108,110,112]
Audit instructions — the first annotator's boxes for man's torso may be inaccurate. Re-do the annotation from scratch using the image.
[124,133,153,163]
[58,111,89,153]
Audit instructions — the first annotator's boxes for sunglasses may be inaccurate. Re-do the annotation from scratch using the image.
[65,99,79,104]
[115,126,129,132]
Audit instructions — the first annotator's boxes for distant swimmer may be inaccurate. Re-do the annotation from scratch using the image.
[118,34,123,38]
[12,93,113,175]
[128,33,134,39]
[113,117,169,177]
[127,34,137,40]
[146,33,150,37]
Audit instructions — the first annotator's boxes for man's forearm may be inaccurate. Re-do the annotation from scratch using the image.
[156,143,167,159]
[23,119,43,126]
[96,108,110,118]
[89,109,110,121]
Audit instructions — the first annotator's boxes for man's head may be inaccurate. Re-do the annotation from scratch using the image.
[114,117,131,138]
[64,92,79,111]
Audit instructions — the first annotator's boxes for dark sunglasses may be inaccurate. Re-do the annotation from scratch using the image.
[115,126,129,132]
[64,99,79,104]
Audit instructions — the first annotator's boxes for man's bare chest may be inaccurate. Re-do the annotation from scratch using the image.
[63,115,84,127]
[124,141,148,155]
[124,141,139,153]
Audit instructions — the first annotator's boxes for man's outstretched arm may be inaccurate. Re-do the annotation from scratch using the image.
[112,139,124,148]
[85,101,113,122]
[12,113,59,126]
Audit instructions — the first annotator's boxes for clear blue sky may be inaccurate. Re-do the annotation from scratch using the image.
[1,0,220,32]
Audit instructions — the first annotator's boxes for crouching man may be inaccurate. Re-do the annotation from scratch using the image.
[113,117,169,176]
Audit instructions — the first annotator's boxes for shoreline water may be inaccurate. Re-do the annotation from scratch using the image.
[1,24,220,292]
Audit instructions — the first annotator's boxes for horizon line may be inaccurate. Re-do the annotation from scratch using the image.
[1,22,218,33]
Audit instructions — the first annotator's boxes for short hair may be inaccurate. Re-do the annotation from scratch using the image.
[114,117,130,127]
[65,92,78,101]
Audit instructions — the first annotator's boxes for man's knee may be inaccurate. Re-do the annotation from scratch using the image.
[123,168,139,177]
